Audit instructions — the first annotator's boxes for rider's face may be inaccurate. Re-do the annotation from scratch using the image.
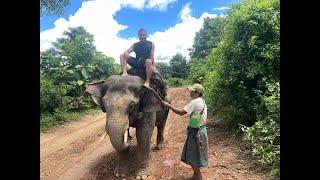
[138,31,147,42]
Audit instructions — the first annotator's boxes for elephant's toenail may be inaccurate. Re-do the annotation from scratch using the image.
[142,175,148,179]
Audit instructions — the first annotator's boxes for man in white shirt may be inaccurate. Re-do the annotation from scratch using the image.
[162,83,208,180]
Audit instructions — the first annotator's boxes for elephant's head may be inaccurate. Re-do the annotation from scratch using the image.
[85,75,163,151]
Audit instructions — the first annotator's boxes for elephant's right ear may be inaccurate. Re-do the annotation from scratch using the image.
[140,85,164,112]
[84,80,107,112]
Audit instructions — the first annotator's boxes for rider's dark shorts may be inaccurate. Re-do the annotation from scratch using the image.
[127,57,147,70]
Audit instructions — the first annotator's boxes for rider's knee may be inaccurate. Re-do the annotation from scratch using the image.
[145,59,152,66]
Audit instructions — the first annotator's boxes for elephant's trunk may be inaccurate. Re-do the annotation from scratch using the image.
[106,115,130,152]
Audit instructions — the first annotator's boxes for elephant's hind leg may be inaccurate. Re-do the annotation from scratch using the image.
[156,123,165,150]
[155,110,169,150]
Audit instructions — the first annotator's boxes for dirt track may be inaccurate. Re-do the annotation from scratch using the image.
[40,87,269,180]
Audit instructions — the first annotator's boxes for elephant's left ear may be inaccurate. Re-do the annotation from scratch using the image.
[140,85,164,112]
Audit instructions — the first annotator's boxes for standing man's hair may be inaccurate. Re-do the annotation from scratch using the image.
[138,28,147,34]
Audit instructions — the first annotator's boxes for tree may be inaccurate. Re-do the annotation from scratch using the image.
[188,17,225,84]
[155,62,170,78]
[187,58,207,84]
[199,1,280,177]
[169,53,189,79]
[40,0,70,16]
[204,0,280,128]
[40,26,117,111]
[189,17,225,60]
[41,26,115,83]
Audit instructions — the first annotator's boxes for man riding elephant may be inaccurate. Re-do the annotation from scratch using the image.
[120,28,167,101]
[120,28,154,87]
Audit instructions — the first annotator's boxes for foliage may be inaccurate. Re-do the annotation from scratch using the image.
[169,53,189,78]
[165,77,191,87]
[155,62,171,78]
[189,0,281,177]
[41,108,101,132]
[188,17,225,84]
[40,75,68,113]
[240,81,280,178]
[40,26,118,129]
[189,17,225,60]
[203,0,280,128]
[188,58,207,84]
[40,0,70,16]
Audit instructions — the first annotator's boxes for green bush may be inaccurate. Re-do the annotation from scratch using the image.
[40,111,69,131]
[40,108,101,132]
[203,0,279,128]
[165,77,191,87]
[40,75,68,113]
[240,81,280,178]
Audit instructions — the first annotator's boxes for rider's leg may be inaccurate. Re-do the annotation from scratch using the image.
[120,53,128,76]
[144,59,153,87]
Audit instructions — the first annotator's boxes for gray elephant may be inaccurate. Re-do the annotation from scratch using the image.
[85,75,170,179]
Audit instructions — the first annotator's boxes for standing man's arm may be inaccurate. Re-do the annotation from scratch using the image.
[150,42,155,64]
[124,44,134,59]
[162,101,187,116]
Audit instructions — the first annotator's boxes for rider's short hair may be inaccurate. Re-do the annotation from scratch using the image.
[138,28,147,34]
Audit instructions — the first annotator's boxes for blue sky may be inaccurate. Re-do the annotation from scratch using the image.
[40,0,240,63]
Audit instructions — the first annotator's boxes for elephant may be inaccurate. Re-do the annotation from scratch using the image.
[85,74,170,179]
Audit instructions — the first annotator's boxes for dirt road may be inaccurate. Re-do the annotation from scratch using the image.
[40,87,269,180]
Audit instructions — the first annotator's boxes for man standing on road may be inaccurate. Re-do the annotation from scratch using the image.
[120,28,155,87]
[162,83,208,180]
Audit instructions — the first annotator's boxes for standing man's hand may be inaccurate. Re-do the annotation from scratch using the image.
[162,101,170,107]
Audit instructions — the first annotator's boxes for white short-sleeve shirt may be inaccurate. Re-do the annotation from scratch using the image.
[183,97,207,126]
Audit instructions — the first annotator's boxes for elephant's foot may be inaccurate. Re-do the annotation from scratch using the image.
[135,166,151,179]
[155,141,164,150]
[114,164,130,178]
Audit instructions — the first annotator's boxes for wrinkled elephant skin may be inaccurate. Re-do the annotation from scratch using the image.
[85,75,170,178]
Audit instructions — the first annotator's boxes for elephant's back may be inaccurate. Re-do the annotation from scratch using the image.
[106,75,144,85]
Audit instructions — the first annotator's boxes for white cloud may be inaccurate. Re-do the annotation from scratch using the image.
[40,18,69,51]
[149,3,217,62]
[212,6,231,11]
[120,0,146,10]
[179,2,192,21]
[40,0,217,63]
[146,0,177,11]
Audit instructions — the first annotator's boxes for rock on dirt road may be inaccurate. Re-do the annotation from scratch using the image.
[40,87,270,180]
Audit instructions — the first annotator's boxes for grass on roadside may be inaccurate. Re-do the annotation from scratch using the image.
[40,108,101,132]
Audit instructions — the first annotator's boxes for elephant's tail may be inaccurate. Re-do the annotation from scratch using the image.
[100,131,108,141]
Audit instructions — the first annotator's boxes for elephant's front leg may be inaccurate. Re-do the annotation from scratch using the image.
[114,148,131,178]
[135,112,156,179]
